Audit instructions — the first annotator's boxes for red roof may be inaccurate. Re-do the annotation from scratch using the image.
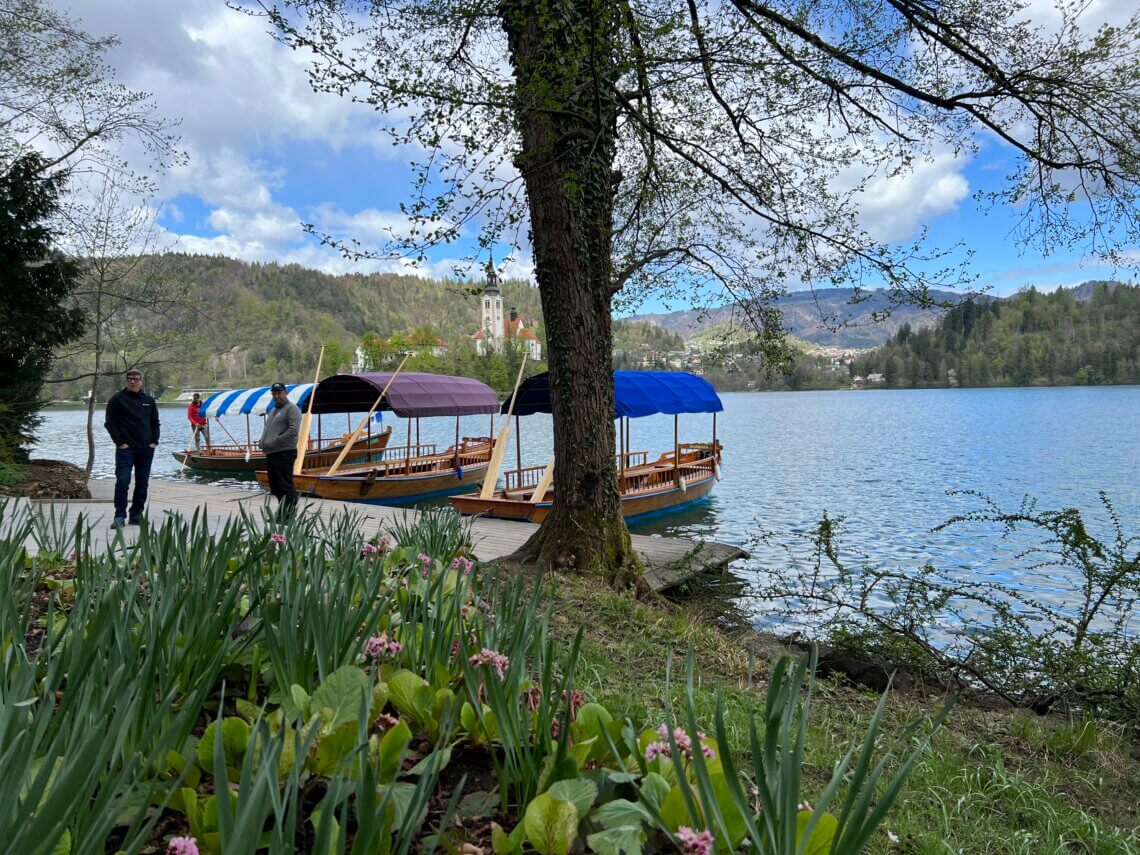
[472,317,541,343]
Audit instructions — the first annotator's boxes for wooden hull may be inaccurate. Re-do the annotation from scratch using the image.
[173,428,392,474]
[450,442,721,523]
[450,469,716,523]
[256,436,494,503]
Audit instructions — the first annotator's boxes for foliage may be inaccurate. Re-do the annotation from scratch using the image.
[0,154,84,462]
[751,493,1140,721]
[0,461,24,487]
[0,497,943,853]
[854,284,1140,387]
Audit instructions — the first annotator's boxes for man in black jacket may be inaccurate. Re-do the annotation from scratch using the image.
[104,369,160,529]
[259,382,301,518]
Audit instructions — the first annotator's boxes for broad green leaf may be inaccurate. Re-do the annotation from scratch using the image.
[574,702,613,740]
[491,822,522,855]
[311,721,359,775]
[457,790,499,820]
[287,684,311,719]
[548,778,598,818]
[594,799,651,829]
[660,784,697,833]
[797,810,839,855]
[640,773,670,813]
[523,793,579,855]
[311,665,371,731]
[380,781,419,830]
[371,680,389,716]
[389,669,434,726]
[197,718,250,773]
[377,719,412,782]
[586,825,646,855]
[703,771,748,848]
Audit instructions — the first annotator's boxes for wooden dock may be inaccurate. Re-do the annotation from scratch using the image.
[7,479,747,593]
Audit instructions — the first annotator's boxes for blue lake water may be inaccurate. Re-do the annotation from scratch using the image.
[32,386,1140,627]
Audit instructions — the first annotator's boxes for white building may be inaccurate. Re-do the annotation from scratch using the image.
[471,264,542,361]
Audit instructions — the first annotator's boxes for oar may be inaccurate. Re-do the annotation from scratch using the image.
[294,345,325,474]
[326,354,410,476]
[213,417,248,459]
[480,354,527,499]
[529,455,555,503]
[178,438,194,475]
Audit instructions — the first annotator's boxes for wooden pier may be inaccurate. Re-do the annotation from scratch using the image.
[7,479,747,593]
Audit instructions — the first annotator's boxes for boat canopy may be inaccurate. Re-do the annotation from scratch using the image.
[507,371,723,418]
[310,373,501,418]
[200,383,314,418]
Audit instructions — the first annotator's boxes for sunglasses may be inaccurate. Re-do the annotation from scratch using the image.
[126,376,143,382]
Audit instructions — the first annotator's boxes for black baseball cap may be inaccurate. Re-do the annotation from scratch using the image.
[270,382,287,392]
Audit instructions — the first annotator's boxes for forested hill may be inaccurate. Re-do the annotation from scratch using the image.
[851,283,1139,387]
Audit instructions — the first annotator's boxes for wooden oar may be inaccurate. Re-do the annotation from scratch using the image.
[178,439,194,475]
[215,417,249,458]
[326,353,409,476]
[529,455,555,503]
[294,345,325,474]
[480,354,527,499]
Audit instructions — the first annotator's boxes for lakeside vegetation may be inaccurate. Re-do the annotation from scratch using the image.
[3,500,1137,853]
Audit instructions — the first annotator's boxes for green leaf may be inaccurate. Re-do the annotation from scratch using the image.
[377,718,412,782]
[49,828,71,855]
[574,702,613,740]
[640,773,670,812]
[197,718,250,773]
[660,784,697,833]
[594,799,651,829]
[523,793,579,855]
[457,790,499,820]
[586,825,646,855]
[797,810,839,855]
[547,778,598,818]
[288,684,311,719]
[311,721,359,775]
[406,745,452,777]
[389,669,435,727]
[311,665,371,731]
[491,822,523,855]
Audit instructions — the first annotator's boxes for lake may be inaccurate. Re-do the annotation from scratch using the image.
[32,386,1140,627]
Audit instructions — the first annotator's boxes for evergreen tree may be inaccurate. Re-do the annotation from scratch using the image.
[0,155,85,461]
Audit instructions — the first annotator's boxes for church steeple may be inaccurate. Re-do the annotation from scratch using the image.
[481,257,503,344]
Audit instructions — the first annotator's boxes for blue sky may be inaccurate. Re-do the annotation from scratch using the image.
[56,0,1138,313]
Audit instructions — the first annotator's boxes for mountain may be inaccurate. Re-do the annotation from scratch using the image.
[626,288,967,349]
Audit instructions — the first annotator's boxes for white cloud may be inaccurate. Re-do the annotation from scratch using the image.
[853,151,970,242]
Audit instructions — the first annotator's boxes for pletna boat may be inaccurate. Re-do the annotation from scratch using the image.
[255,372,501,502]
[172,383,393,473]
[450,371,723,522]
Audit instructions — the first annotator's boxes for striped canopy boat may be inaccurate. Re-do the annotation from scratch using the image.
[172,382,391,474]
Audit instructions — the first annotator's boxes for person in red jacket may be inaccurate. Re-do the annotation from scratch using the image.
[187,393,209,450]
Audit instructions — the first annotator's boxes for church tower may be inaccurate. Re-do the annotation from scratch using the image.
[480,260,504,347]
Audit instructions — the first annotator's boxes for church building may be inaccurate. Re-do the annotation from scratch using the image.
[470,265,542,361]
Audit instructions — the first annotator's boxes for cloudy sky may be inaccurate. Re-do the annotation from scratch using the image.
[54,0,1137,304]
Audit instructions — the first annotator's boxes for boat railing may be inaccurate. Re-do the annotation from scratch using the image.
[619,442,721,495]
[313,437,495,479]
[504,464,548,493]
[617,451,648,469]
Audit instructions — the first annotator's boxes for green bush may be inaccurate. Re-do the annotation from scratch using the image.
[0,461,25,486]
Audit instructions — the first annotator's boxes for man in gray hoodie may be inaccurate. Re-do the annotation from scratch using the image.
[259,382,301,516]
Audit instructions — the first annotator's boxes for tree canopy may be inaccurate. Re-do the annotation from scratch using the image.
[254,0,1140,578]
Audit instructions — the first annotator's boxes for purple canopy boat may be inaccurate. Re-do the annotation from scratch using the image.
[256,372,502,503]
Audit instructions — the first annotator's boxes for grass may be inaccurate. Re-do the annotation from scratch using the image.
[544,573,1140,853]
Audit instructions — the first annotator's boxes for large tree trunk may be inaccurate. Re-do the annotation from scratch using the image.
[501,1,639,585]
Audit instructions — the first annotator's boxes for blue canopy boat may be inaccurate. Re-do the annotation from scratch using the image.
[450,370,723,522]
[172,382,391,473]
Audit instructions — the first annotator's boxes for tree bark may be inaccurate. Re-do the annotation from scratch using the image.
[500,0,640,585]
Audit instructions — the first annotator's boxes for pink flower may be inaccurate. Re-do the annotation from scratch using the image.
[451,556,474,574]
[469,648,510,681]
[378,534,392,549]
[270,533,287,546]
[645,741,671,761]
[676,826,713,855]
[167,838,200,855]
[373,713,400,732]
[361,542,381,558]
[649,725,715,761]
[362,632,403,660]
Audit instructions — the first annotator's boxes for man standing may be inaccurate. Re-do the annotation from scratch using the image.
[104,369,160,529]
[259,382,301,517]
[187,392,209,450]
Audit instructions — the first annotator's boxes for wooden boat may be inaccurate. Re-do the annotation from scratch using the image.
[451,441,721,522]
[450,371,724,522]
[257,435,494,501]
[172,381,395,473]
[256,371,501,503]
[173,427,392,473]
